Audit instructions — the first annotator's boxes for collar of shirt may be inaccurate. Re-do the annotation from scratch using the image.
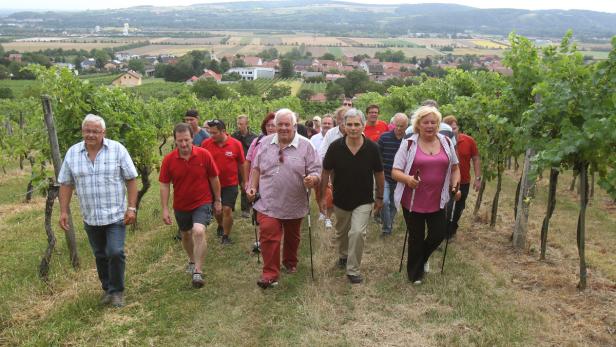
[173,145,197,159]
[78,138,110,152]
[271,132,300,148]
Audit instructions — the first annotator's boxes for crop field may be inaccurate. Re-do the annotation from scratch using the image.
[407,38,470,48]
[327,46,344,57]
[470,39,509,49]
[451,48,507,57]
[300,82,327,93]
[342,46,439,58]
[281,36,344,46]
[1,42,123,52]
[149,37,226,45]
[378,38,422,47]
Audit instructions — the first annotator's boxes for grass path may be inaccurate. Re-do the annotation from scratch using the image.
[0,167,614,346]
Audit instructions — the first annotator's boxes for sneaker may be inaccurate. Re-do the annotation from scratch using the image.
[337,258,347,269]
[347,274,363,284]
[252,241,261,253]
[257,278,279,289]
[318,213,325,221]
[221,235,233,245]
[192,273,205,288]
[413,280,422,285]
[186,262,195,274]
[242,211,250,219]
[100,292,112,305]
[424,262,430,273]
[110,292,125,308]
[216,226,224,237]
[325,219,333,228]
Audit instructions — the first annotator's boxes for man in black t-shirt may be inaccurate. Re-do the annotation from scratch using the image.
[320,108,384,284]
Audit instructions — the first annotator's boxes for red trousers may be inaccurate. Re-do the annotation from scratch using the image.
[257,212,303,281]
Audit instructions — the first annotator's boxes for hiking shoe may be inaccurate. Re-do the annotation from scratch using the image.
[252,241,261,254]
[257,278,278,289]
[347,274,363,284]
[192,273,205,288]
[216,226,224,237]
[110,292,125,308]
[186,262,196,274]
[325,219,333,228]
[100,292,112,305]
[337,258,347,269]
[424,262,430,273]
[221,235,233,245]
[413,280,423,285]
[318,213,325,221]
[283,265,297,274]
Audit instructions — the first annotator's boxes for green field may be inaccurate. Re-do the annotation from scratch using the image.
[0,163,614,345]
[0,80,39,98]
[300,82,327,93]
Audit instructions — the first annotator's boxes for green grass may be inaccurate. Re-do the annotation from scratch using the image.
[300,82,327,93]
[327,46,344,58]
[0,163,614,345]
[0,79,39,98]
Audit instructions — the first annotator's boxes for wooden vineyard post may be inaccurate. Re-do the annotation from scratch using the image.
[41,95,80,274]
[512,148,535,249]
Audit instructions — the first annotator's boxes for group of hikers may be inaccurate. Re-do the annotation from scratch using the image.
[57,98,481,307]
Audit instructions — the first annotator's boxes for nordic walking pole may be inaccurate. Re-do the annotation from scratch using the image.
[399,170,420,273]
[306,187,315,280]
[251,208,260,264]
[441,183,459,274]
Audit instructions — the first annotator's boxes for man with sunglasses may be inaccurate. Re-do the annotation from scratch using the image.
[246,108,321,289]
[201,119,248,245]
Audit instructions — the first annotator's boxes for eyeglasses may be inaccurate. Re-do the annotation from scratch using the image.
[278,149,284,163]
[343,103,352,106]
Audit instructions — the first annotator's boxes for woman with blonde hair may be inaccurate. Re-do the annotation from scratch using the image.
[391,106,461,284]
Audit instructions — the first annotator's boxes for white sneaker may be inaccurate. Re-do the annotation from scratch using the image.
[423,262,430,273]
[186,262,195,274]
[325,219,333,228]
[318,213,325,221]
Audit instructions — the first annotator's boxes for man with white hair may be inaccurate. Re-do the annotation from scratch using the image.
[247,108,321,289]
[320,108,384,284]
[58,114,138,308]
[378,113,409,236]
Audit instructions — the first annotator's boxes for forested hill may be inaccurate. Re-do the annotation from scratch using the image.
[3,1,616,38]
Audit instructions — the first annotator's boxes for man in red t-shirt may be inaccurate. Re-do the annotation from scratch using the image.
[443,115,482,238]
[160,123,222,288]
[363,104,389,142]
[201,119,248,245]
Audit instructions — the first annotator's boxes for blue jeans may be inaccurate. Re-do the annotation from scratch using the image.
[380,180,397,234]
[84,220,126,294]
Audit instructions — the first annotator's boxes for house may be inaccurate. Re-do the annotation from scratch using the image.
[368,64,384,76]
[80,58,97,70]
[185,76,199,85]
[302,71,324,79]
[325,73,344,81]
[227,67,275,80]
[114,52,131,62]
[144,56,159,65]
[104,62,118,71]
[200,69,222,82]
[144,66,156,78]
[309,93,327,102]
[159,55,177,64]
[54,62,75,71]
[111,70,142,87]
[8,54,22,62]
[243,56,263,66]
[312,59,341,72]
[262,59,279,69]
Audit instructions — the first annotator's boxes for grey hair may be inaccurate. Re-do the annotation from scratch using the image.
[82,114,106,130]
[343,108,366,125]
[393,112,409,124]
[274,108,297,126]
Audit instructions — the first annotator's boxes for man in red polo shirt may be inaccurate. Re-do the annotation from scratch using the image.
[363,104,388,142]
[160,123,222,288]
[443,115,482,239]
[201,119,248,245]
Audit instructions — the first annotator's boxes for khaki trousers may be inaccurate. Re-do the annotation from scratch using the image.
[334,203,373,276]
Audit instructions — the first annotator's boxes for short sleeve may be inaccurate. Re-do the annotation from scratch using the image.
[322,142,335,171]
[203,150,220,177]
[246,138,258,162]
[392,140,409,171]
[119,144,138,180]
[372,143,384,172]
[57,151,74,185]
[236,141,245,164]
[470,137,479,157]
[449,139,459,165]
[159,155,171,184]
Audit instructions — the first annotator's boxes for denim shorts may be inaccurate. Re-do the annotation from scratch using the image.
[174,203,212,232]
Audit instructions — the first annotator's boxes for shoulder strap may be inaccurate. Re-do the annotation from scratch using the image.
[255,134,265,145]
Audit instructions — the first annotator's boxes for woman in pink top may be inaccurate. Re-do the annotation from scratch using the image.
[392,106,461,284]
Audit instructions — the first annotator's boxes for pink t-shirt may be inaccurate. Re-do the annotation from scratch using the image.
[401,144,448,213]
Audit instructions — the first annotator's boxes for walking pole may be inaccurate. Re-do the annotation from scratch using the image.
[306,188,315,280]
[251,209,260,264]
[441,183,459,274]
[399,170,420,273]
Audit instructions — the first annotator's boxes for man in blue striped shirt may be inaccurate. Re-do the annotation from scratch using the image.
[58,114,138,308]
[377,113,409,236]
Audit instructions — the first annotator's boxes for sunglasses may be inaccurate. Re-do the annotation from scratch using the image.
[343,103,352,106]
[207,119,223,127]
[278,149,284,163]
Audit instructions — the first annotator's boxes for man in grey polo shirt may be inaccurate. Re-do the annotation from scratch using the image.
[58,114,138,308]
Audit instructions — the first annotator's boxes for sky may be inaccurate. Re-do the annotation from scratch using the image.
[2,0,615,13]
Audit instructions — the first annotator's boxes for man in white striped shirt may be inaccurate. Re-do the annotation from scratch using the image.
[58,114,138,308]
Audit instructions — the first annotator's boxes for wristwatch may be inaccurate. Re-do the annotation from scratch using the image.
[127,207,137,212]
[475,176,482,181]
